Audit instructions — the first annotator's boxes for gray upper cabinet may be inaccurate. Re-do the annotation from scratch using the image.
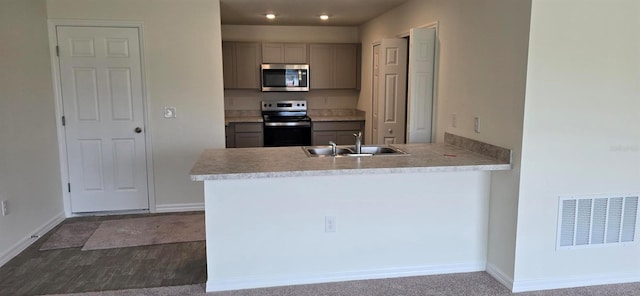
[262,43,308,63]
[309,44,333,89]
[222,42,261,89]
[309,43,359,90]
[334,45,358,89]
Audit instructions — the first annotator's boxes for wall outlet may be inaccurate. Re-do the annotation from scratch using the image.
[474,116,480,133]
[164,106,177,118]
[451,113,457,128]
[325,216,336,233]
[1,200,8,216]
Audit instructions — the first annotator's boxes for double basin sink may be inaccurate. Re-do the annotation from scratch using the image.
[303,145,408,157]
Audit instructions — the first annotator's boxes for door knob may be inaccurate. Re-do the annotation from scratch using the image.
[134,127,143,133]
[388,129,393,134]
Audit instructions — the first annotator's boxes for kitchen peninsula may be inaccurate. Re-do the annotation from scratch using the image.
[191,133,511,292]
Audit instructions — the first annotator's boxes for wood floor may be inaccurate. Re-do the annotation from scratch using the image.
[0,212,206,296]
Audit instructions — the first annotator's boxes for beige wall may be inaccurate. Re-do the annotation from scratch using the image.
[0,0,64,264]
[359,0,532,282]
[46,0,226,208]
[514,0,640,290]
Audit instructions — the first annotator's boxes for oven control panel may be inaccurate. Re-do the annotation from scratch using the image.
[262,100,307,112]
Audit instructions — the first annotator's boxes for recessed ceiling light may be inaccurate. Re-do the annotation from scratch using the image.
[266,13,276,20]
[320,15,329,21]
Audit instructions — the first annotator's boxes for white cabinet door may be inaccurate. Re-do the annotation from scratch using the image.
[57,26,149,213]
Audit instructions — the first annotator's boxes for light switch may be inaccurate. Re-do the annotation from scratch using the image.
[164,107,176,118]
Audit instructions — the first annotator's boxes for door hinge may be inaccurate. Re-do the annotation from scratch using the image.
[56,46,59,57]
[68,183,71,193]
[62,116,66,126]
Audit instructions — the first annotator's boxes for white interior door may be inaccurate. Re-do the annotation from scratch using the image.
[376,38,408,144]
[407,27,436,143]
[57,26,149,213]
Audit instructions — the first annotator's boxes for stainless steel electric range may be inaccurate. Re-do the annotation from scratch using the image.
[261,100,312,147]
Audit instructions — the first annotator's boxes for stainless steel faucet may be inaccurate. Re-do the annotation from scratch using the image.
[353,131,362,154]
[329,141,337,156]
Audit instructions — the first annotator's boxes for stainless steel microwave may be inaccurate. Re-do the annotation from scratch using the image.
[261,64,309,92]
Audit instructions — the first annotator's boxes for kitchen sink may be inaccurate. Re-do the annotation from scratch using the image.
[304,147,354,156]
[302,145,408,157]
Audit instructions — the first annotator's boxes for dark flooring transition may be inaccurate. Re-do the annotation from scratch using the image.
[0,212,206,296]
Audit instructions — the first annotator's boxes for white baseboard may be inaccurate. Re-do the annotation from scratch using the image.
[486,262,514,291]
[155,202,204,213]
[512,272,640,293]
[206,262,486,292]
[0,212,65,268]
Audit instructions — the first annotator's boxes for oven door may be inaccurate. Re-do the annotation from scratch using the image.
[263,122,312,147]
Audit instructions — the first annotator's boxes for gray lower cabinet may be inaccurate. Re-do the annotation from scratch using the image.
[227,123,263,148]
[312,121,365,145]
[225,124,235,148]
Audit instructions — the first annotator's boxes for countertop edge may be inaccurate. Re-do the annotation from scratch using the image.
[191,163,512,181]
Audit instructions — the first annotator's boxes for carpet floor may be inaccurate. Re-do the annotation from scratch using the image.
[43,272,640,296]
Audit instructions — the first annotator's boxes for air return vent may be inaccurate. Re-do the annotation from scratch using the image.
[557,195,639,249]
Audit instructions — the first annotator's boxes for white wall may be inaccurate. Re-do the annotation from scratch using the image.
[46,0,226,209]
[205,172,491,291]
[514,0,640,291]
[0,0,64,266]
[358,0,532,283]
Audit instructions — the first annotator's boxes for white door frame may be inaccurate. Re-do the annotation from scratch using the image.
[48,19,156,217]
[370,41,381,144]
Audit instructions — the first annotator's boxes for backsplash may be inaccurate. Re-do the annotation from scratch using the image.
[444,132,512,164]
[224,89,359,111]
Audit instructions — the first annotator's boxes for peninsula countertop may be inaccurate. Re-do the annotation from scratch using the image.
[190,141,511,181]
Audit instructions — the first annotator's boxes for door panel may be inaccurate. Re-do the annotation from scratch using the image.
[79,139,104,191]
[384,75,398,122]
[73,68,100,120]
[407,27,436,143]
[58,26,149,213]
[376,39,408,144]
[108,68,134,120]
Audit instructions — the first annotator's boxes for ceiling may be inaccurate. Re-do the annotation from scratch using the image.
[220,0,410,26]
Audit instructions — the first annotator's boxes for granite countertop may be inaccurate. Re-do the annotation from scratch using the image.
[224,109,366,125]
[225,110,262,125]
[190,134,511,181]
